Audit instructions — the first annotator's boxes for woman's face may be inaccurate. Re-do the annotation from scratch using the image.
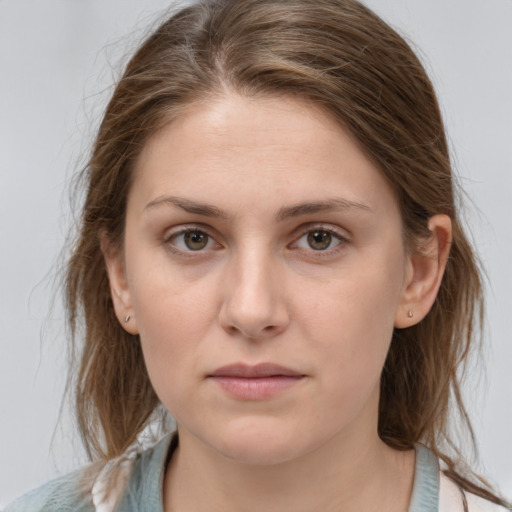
[116,94,414,464]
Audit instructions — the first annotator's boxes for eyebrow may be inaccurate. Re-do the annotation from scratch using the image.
[144,195,371,221]
[144,196,229,220]
[276,198,371,221]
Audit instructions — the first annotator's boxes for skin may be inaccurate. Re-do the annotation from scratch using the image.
[103,93,452,512]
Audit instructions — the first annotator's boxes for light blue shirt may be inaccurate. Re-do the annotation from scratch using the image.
[2,435,451,512]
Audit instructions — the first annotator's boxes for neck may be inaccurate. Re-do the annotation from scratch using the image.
[163,427,415,512]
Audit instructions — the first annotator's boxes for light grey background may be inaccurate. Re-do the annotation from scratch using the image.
[1,0,511,506]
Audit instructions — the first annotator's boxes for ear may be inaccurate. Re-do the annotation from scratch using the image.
[100,231,139,335]
[394,214,452,328]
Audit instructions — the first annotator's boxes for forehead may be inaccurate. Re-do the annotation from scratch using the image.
[138,94,349,165]
[130,93,397,219]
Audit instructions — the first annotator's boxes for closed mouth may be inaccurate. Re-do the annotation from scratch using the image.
[208,362,304,379]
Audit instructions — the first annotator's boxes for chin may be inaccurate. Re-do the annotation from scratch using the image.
[203,418,315,466]
[216,439,302,466]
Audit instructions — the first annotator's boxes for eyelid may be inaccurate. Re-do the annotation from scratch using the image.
[164,223,206,238]
[292,223,350,241]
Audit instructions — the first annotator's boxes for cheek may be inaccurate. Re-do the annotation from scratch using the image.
[128,240,215,339]
[299,261,403,401]
[127,259,219,404]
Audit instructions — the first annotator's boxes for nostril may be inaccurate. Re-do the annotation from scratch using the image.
[218,290,290,339]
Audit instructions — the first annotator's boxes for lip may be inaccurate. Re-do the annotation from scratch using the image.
[207,363,305,400]
[209,363,304,378]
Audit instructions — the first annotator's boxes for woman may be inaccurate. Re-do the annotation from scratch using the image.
[5,0,510,510]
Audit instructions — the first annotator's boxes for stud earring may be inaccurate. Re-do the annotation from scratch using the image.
[125,315,131,323]
[407,309,414,318]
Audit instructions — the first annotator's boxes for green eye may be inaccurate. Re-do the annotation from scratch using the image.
[307,230,333,250]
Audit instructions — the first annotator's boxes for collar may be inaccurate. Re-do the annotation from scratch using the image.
[111,436,446,512]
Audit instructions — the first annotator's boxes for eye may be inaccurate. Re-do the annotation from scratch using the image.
[167,228,217,252]
[293,228,346,252]
[306,230,334,250]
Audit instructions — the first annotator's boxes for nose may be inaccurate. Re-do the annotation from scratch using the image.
[218,248,290,341]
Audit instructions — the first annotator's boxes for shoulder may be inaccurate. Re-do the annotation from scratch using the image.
[439,472,510,512]
[3,469,94,512]
[466,493,511,512]
[92,433,176,512]
[4,433,176,512]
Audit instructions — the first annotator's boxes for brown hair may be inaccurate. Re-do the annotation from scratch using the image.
[65,0,508,505]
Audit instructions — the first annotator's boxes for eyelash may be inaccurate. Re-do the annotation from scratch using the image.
[291,225,348,256]
[163,224,349,257]
[163,225,221,256]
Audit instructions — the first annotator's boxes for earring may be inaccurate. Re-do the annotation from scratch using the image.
[125,315,131,323]
[407,309,414,318]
